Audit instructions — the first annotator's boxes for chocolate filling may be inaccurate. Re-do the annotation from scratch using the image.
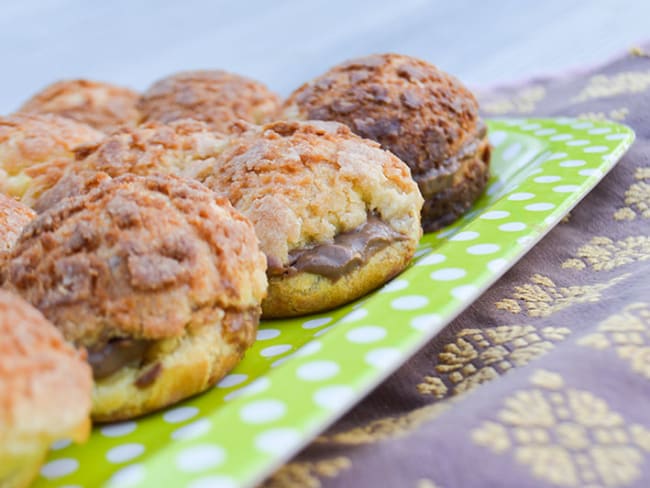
[88,338,150,380]
[416,123,489,199]
[268,216,407,281]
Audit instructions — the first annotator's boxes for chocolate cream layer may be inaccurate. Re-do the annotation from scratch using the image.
[267,216,407,281]
[415,122,489,199]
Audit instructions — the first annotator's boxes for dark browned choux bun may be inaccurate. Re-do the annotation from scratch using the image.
[0,113,105,208]
[282,53,491,232]
[187,120,423,318]
[0,290,92,488]
[137,70,281,133]
[18,79,140,133]
[4,174,267,421]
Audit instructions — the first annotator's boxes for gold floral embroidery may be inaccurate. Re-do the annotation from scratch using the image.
[416,479,442,488]
[260,457,351,488]
[578,107,629,121]
[561,236,650,271]
[572,71,650,103]
[472,370,650,487]
[481,86,546,115]
[418,326,570,398]
[615,168,650,220]
[630,46,650,58]
[579,303,650,379]
[317,401,452,446]
[495,274,629,317]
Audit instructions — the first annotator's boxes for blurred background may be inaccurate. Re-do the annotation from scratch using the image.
[1,0,649,113]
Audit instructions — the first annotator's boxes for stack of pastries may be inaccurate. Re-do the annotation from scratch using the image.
[0,54,490,486]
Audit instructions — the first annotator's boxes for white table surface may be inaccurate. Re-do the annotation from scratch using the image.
[1,0,648,113]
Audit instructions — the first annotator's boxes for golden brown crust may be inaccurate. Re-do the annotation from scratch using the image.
[137,70,281,132]
[78,119,227,177]
[0,289,92,453]
[187,119,423,267]
[92,308,257,421]
[32,170,112,213]
[5,174,268,347]
[262,239,415,318]
[0,195,35,253]
[0,113,104,207]
[19,79,140,133]
[282,54,491,230]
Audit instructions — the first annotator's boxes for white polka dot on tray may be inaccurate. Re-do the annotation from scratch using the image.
[553,185,580,193]
[216,373,248,389]
[430,267,466,281]
[297,360,340,381]
[163,406,199,424]
[301,317,332,329]
[390,295,429,310]
[415,253,446,266]
[171,418,212,441]
[579,168,603,177]
[535,128,556,136]
[260,344,292,357]
[106,443,145,464]
[106,464,145,487]
[188,475,237,488]
[584,145,609,153]
[560,159,586,167]
[499,222,526,232]
[501,142,522,161]
[525,202,555,211]
[547,152,568,160]
[451,285,479,300]
[521,123,541,130]
[480,210,509,220]
[571,121,593,129]
[365,348,401,369]
[40,458,79,479]
[413,246,432,258]
[341,308,368,323]
[257,328,280,341]
[566,139,590,146]
[224,377,271,401]
[101,421,137,438]
[313,385,356,410]
[380,279,409,293]
[50,438,72,450]
[488,130,507,146]
[255,428,302,455]
[507,192,535,201]
[295,340,322,357]
[240,399,286,424]
[410,313,442,332]
[534,175,561,183]
[467,243,500,255]
[176,444,226,472]
[588,127,611,134]
[550,134,572,141]
[346,325,387,343]
[517,235,534,245]
[449,231,479,241]
[606,133,628,140]
[487,258,509,273]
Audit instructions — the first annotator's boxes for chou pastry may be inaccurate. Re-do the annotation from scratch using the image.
[0,194,35,253]
[282,53,491,231]
[188,120,423,318]
[33,119,227,212]
[137,70,281,133]
[4,174,267,421]
[0,113,104,208]
[0,290,92,488]
[18,79,140,133]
